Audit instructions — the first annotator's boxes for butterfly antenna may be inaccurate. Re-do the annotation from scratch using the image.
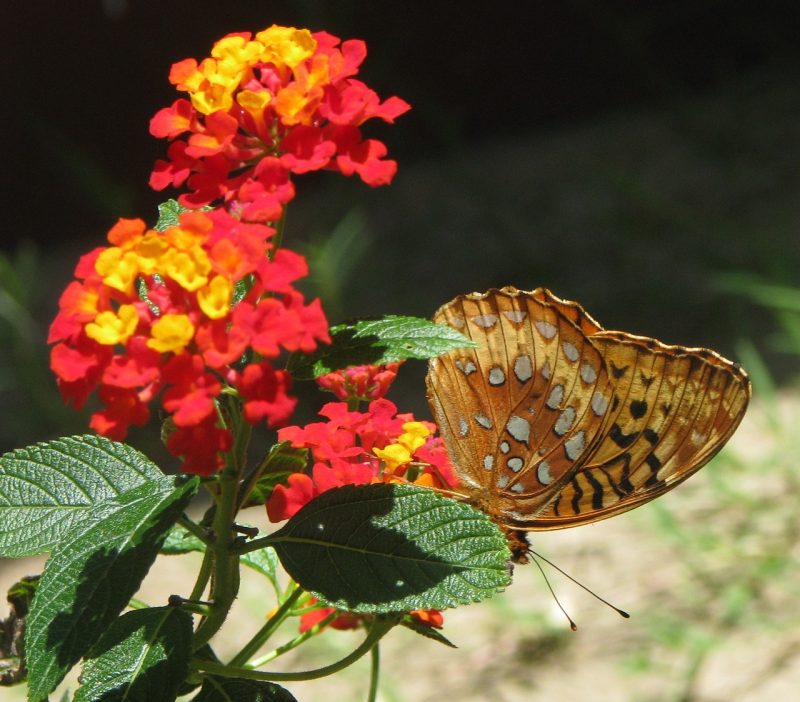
[528,547,630,620]
[528,551,578,631]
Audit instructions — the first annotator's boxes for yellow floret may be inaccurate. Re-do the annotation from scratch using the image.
[85,304,139,345]
[374,443,413,473]
[163,247,211,292]
[197,275,233,320]
[254,26,317,68]
[147,314,195,353]
[95,248,140,295]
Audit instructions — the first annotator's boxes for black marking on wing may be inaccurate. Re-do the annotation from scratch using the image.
[643,453,663,487]
[609,423,639,449]
[600,452,634,494]
[643,428,659,445]
[611,363,628,379]
[570,478,584,515]
[584,470,606,510]
[630,399,648,419]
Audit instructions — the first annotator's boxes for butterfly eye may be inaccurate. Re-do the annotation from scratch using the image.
[426,286,750,557]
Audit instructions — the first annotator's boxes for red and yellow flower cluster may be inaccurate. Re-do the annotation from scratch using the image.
[150,25,410,222]
[267,397,458,522]
[268,366,457,632]
[49,24,411,477]
[48,210,329,475]
[317,362,402,402]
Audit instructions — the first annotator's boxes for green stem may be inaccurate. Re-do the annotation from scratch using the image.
[247,610,339,668]
[367,641,380,702]
[235,533,278,555]
[232,415,252,474]
[178,514,212,545]
[192,471,241,651]
[269,210,288,260]
[235,439,279,512]
[193,616,397,682]
[228,586,304,667]
[189,540,214,601]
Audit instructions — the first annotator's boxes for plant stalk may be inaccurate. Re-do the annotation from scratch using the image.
[367,641,380,702]
[192,470,241,650]
[246,610,340,668]
[228,586,304,667]
[192,616,397,681]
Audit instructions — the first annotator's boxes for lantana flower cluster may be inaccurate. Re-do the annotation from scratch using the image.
[150,25,410,222]
[48,20,444,644]
[268,365,458,632]
[48,210,329,474]
[317,362,402,402]
[49,24,411,478]
[267,397,458,522]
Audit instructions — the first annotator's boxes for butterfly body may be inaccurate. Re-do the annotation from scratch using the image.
[426,287,750,553]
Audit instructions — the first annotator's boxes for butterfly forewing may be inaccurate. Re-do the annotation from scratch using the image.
[426,288,614,523]
[427,287,751,533]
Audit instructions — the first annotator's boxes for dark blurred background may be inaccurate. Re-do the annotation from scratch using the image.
[2,1,799,456]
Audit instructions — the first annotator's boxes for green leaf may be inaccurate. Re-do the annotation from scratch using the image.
[271,484,510,613]
[241,547,281,596]
[73,606,193,702]
[400,615,458,648]
[154,199,188,231]
[193,677,298,702]
[160,524,206,555]
[240,442,308,509]
[286,316,476,380]
[25,475,199,702]
[0,435,164,558]
[155,199,212,231]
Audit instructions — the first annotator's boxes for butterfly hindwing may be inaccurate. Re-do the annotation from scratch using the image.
[532,331,750,527]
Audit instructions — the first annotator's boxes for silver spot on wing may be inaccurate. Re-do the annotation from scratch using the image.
[513,355,533,383]
[546,384,564,410]
[504,309,527,324]
[456,359,477,375]
[488,366,506,386]
[506,415,530,444]
[472,314,499,329]
[564,431,586,461]
[507,457,524,472]
[591,391,609,417]
[474,413,493,429]
[580,361,597,384]
[537,460,552,485]
[562,341,579,362]
[535,320,557,339]
[554,406,576,436]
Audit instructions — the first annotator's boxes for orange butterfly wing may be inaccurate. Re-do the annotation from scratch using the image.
[426,287,751,531]
[427,288,615,525]
[531,330,751,528]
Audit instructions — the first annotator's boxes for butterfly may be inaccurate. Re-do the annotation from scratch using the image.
[425,287,751,561]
